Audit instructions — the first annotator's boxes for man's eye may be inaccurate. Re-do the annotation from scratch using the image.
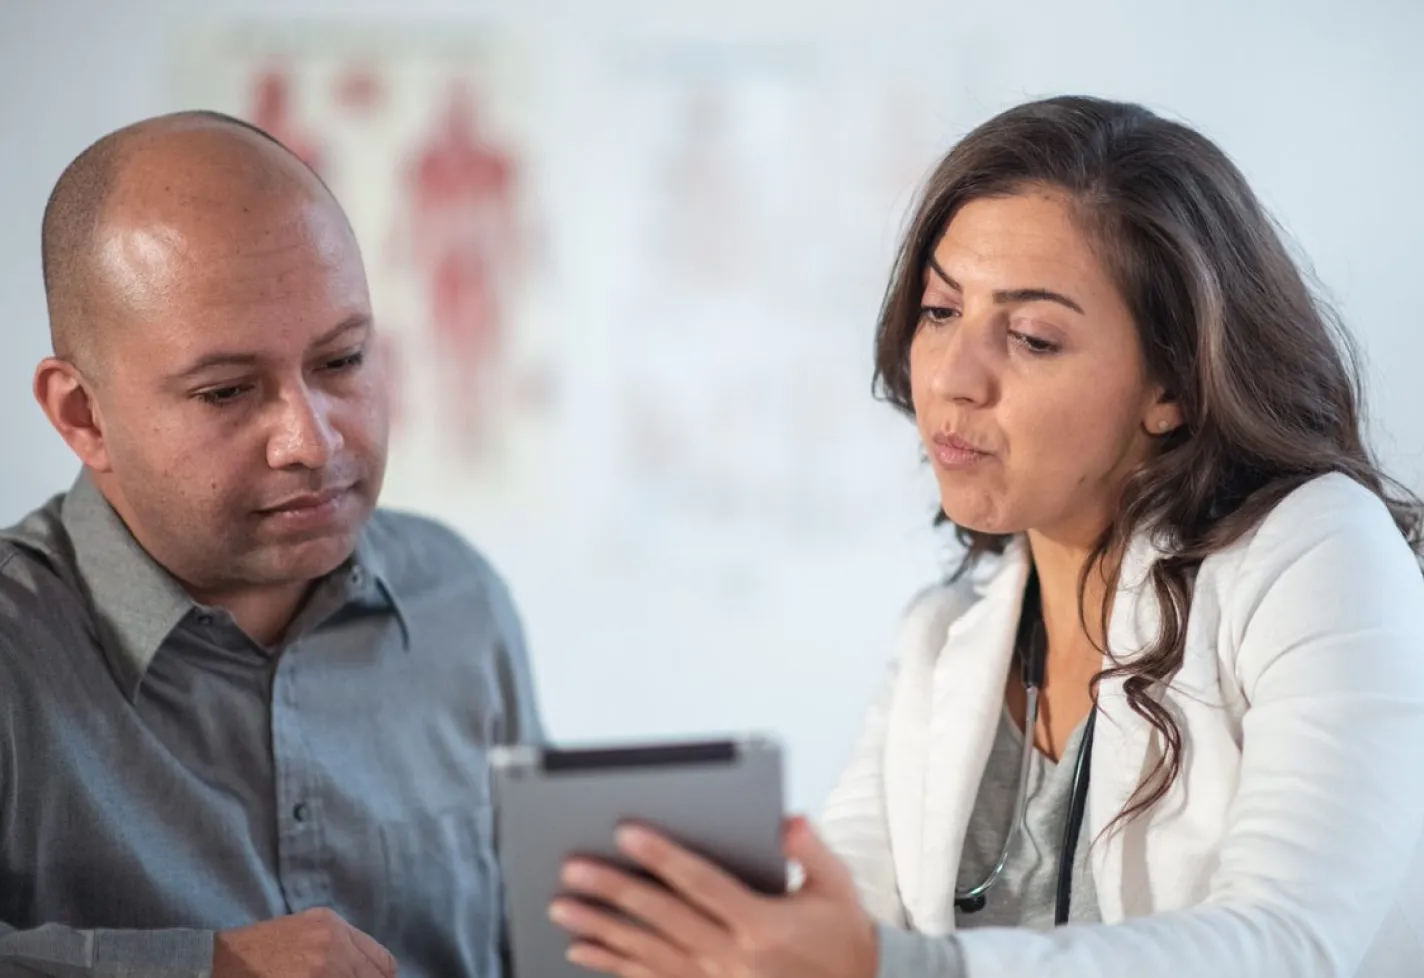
[196,385,249,407]
[323,351,366,371]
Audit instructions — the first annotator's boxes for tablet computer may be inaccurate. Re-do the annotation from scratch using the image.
[491,735,786,978]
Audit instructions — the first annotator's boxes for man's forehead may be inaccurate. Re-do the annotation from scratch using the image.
[95,221,188,304]
[99,268,372,381]
[95,193,366,328]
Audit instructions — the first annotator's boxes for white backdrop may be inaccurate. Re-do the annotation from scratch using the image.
[2,0,1422,812]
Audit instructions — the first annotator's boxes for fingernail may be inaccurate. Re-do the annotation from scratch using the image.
[562,861,594,887]
[548,901,571,924]
[567,946,593,965]
[616,825,651,853]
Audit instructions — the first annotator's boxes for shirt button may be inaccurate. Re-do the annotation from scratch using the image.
[293,803,309,822]
[350,568,366,587]
[195,611,215,626]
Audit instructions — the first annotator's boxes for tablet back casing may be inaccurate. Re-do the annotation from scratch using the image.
[491,737,785,978]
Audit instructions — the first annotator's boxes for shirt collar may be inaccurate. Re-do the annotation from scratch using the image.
[324,529,412,651]
[61,471,196,700]
[61,471,412,700]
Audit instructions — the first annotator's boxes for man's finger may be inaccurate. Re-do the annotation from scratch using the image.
[344,922,399,977]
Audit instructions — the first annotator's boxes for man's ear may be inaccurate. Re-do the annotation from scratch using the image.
[34,357,112,472]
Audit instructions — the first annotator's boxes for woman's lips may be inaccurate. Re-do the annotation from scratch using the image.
[931,432,992,470]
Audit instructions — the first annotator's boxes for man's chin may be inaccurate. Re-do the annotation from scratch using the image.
[259,532,362,585]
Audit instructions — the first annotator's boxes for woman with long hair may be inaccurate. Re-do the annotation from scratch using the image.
[549,96,1424,977]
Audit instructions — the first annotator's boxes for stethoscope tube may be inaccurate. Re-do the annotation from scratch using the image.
[953,572,1096,925]
[1054,707,1097,925]
[952,685,1042,915]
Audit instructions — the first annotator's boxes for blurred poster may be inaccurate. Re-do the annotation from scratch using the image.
[590,42,949,584]
[172,27,946,576]
[174,26,557,516]
[172,26,955,809]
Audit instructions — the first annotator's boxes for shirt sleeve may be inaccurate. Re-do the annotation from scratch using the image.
[874,924,969,978]
[481,561,545,747]
[0,920,214,978]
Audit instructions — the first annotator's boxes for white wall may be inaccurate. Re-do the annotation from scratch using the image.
[2,0,1422,813]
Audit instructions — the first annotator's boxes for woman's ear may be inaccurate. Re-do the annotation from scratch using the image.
[1143,389,1184,437]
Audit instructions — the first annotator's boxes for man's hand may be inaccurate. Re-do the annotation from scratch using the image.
[213,907,398,978]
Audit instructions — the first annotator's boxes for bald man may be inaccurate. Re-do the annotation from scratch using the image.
[0,112,542,977]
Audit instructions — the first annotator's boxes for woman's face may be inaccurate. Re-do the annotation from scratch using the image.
[908,188,1181,548]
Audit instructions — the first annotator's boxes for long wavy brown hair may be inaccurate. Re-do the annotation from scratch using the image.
[873,95,1424,825]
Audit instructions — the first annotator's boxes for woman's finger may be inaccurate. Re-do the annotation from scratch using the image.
[559,859,729,954]
[550,896,704,977]
[564,940,650,977]
[783,816,857,898]
[615,825,762,929]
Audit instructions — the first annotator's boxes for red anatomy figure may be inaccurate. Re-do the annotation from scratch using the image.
[395,81,521,455]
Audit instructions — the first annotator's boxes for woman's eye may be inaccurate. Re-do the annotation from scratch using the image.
[918,306,959,326]
[1011,330,1060,355]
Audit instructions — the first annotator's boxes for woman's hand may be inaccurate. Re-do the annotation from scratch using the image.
[549,815,879,978]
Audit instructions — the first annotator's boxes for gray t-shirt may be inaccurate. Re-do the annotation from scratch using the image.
[956,706,1100,929]
[876,707,1099,977]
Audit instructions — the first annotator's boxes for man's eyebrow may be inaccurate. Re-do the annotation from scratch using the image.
[310,313,373,348]
[924,258,1085,315]
[166,350,259,383]
[166,314,372,382]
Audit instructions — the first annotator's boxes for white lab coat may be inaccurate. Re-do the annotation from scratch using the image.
[822,473,1424,977]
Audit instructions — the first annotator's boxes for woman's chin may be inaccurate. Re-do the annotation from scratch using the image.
[939,494,1018,536]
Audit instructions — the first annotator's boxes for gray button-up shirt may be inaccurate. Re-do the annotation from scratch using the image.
[0,473,542,977]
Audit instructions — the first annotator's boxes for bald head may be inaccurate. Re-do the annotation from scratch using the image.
[41,110,345,372]
[33,111,385,607]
